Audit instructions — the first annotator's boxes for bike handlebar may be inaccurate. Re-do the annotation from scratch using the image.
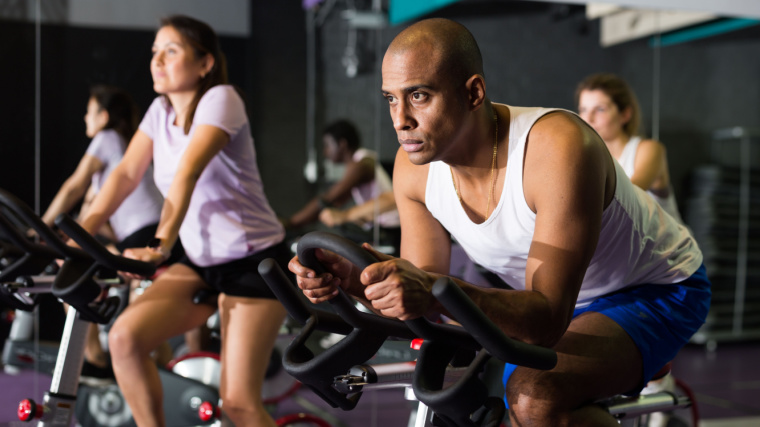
[432,278,557,370]
[259,231,557,423]
[55,214,156,278]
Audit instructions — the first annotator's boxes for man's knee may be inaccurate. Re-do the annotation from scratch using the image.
[506,370,570,426]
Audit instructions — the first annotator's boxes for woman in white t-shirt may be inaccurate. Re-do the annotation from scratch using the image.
[78,16,288,427]
[576,73,683,224]
[42,84,163,248]
[41,85,163,375]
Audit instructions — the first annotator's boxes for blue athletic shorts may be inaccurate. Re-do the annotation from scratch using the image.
[502,264,711,401]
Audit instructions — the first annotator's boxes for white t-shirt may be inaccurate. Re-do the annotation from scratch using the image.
[139,85,284,267]
[86,129,162,242]
[425,106,702,308]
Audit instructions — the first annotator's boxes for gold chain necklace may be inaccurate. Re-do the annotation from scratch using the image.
[450,113,498,222]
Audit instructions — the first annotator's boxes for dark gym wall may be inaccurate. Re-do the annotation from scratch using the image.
[0,21,36,209]
[0,1,308,218]
[3,1,760,220]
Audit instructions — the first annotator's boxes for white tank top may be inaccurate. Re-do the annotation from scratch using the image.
[617,136,684,223]
[425,106,702,308]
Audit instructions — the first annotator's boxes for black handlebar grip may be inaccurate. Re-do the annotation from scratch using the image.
[55,214,156,277]
[258,258,352,335]
[431,277,557,371]
[0,188,87,261]
[296,232,416,340]
[258,258,311,324]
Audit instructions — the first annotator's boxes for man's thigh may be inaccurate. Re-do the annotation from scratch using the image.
[506,311,642,411]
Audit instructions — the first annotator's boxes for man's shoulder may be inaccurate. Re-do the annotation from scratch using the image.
[530,110,596,147]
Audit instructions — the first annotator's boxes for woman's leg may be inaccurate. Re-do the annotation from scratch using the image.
[217,293,287,427]
[108,264,216,427]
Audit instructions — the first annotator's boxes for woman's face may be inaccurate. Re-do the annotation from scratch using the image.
[84,97,108,138]
[150,25,209,95]
[578,89,630,142]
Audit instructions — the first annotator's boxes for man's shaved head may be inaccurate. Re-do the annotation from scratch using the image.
[387,18,484,86]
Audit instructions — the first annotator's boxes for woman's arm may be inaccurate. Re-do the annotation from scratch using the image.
[79,130,154,236]
[150,124,229,258]
[630,139,667,191]
[41,154,103,227]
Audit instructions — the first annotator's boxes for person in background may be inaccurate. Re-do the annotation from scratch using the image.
[577,72,686,427]
[576,73,683,223]
[286,119,400,250]
[40,84,164,380]
[78,15,288,427]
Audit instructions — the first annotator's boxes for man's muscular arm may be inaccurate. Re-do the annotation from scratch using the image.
[466,112,609,346]
[363,113,612,348]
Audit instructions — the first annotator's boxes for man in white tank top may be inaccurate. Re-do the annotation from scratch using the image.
[290,18,709,426]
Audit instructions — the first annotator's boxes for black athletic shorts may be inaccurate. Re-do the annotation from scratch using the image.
[115,223,185,266]
[178,241,291,299]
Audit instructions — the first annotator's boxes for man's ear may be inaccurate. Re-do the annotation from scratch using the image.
[465,74,487,111]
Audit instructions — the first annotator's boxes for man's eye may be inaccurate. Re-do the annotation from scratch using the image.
[412,92,426,101]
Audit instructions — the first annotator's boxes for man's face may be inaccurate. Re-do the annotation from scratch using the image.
[322,134,342,163]
[381,48,468,165]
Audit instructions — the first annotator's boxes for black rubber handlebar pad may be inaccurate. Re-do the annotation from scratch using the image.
[296,231,419,340]
[55,214,156,278]
[258,258,352,336]
[0,189,123,323]
[0,188,89,263]
[432,277,558,371]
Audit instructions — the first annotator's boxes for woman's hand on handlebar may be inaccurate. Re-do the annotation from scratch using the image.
[121,247,166,279]
[289,247,362,304]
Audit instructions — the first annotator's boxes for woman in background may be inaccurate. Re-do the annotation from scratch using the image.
[577,72,684,427]
[576,72,683,223]
[79,15,288,427]
[41,84,163,378]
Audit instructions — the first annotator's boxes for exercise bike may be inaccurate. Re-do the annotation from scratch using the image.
[0,208,64,376]
[58,206,337,427]
[259,231,698,426]
[0,188,220,427]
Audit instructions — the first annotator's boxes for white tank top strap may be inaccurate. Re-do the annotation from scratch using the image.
[616,135,641,177]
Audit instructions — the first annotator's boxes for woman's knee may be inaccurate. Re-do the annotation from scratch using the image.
[107,317,145,360]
